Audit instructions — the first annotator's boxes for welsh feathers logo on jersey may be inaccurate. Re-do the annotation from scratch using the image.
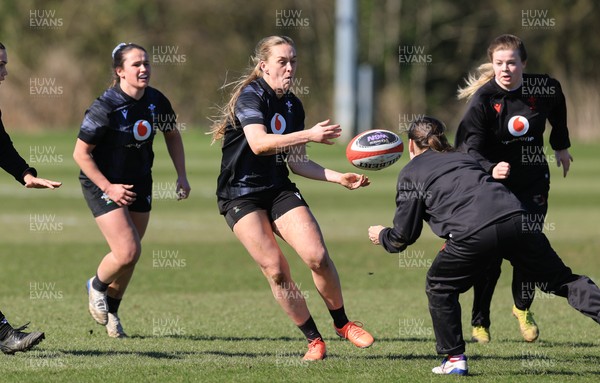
[133,120,152,141]
[507,115,529,137]
[270,113,287,134]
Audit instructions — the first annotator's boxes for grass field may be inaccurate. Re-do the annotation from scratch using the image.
[1,129,599,382]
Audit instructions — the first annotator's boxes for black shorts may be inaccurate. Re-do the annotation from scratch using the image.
[80,175,153,218]
[217,186,309,230]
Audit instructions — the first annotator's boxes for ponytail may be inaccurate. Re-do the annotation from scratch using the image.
[457,63,494,101]
[408,116,453,153]
[209,66,262,143]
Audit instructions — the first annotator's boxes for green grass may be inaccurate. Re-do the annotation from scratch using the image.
[1,129,599,382]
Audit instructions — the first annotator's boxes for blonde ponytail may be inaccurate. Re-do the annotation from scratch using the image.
[457,63,494,101]
[209,66,262,143]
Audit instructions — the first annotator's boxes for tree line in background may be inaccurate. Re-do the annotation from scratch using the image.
[0,0,598,139]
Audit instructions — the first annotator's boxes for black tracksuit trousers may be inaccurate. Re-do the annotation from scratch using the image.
[471,192,547,327]
[426,213,600,355]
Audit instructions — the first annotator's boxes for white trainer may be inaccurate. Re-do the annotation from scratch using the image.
[432,354,468,375]
[106,312,128,338]
[86,277,108,325]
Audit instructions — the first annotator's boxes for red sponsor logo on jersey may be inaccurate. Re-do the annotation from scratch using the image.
[133,120,152,141]
[507,115,529,137]
[493,103,502,114]
[271,113,287,134]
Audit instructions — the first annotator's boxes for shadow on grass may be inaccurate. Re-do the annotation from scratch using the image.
[52,348,600,378]
[60,349,190,359]
[480,339,599,348]
[56,348,442,361]
[53,333,599,376]
[469,369,600,377]
[144,335,599,347]
[128,334,303,342]
[133,334,437,343]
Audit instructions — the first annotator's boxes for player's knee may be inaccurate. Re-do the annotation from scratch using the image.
[305,250,330,272]
[116,243,142,266]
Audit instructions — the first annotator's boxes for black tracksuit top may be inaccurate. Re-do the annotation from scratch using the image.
[0,110,36,184]
[378,150,524,253]
[455,74,570,196]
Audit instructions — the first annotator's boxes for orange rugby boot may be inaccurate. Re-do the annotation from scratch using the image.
[302,338,327,361]
[334,321,374,348]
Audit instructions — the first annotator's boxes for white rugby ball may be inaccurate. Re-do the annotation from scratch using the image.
[346,129,403,170]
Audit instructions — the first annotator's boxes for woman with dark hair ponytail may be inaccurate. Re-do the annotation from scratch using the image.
[407,116,453,153]
[369,116,600,375]
[74,43,191,338]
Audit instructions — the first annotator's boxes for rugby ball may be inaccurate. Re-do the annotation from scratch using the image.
[346,129,403,170]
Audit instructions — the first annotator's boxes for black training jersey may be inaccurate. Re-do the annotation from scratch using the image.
[0,110,37,185]
[379,150,524,253]
[455,74,570,196]
[78,86,175,183]
[216,77,305,200]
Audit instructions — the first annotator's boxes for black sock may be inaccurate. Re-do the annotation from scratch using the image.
[298,316,322,342]
[92,274,109,292]
[106,296,122,314]
[329,306,349,329]
[0,313,12,340]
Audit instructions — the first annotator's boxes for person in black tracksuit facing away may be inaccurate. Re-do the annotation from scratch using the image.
[455,34,573,343]
[368,116,599,376]
[0,42,62,355]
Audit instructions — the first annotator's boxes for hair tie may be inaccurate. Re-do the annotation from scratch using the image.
[112,43,128,59]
